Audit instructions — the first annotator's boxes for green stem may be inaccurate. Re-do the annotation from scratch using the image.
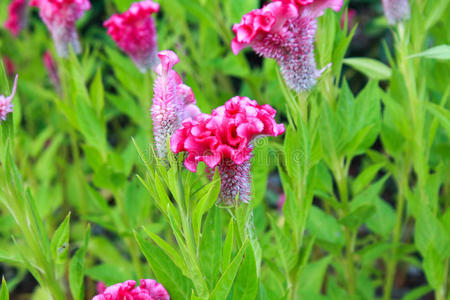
[383,178,406,300]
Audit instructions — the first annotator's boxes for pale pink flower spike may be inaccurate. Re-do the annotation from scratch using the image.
[104,1,160,72]
[29,0,91,58]
[0,74,19,122]
[382,0,410,25]
[4,0,28,37]
[171,97,285,205]
[151,50,201,160]
[92,279,170,300]
[231,0,343,92]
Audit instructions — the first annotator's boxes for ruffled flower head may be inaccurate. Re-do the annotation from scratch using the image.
[171,96,285,205]
[382,0,410,25]
[29,0,91,57]
[92,279,170,300]
[151,50,201,159]
[104,1,160,72]
[4,0,28,36]
[0,74,18,122]
[231,0,342,91]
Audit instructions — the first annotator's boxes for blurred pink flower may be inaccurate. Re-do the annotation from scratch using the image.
[382,0,410,25]
[278,193,286,211]
[92,279,170,300]
[29,0,91,57]
[171,96,285,205]
[0,74,18,122]
[2,57,16,77]
[340,8,356,30]
[4,0,28,36]
[104,1,159,72]
[151,50,201,159]
[231,0,342,91]
[43,51,61,93]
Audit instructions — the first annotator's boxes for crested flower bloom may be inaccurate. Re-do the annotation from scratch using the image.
[0,74,18,122]
[231,0,343,91]
[104,1,160,72]
[92,279,170,300]
[29,0,91,58]
[171,96,285,205]
[381,0,410,25]
[43,51,61,93]
[151,50,201,159]
[4,0,28,36]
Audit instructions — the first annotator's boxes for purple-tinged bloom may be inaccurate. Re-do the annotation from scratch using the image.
[92,279,170,300]
[151,50,201,159]
[30,0,91,57]
[382,0,410,25]
[0,74,18,122]
[231,0,342,92]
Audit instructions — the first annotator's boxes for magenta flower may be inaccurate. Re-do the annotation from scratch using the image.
[29,0,91,57]
[4,0,28,36]
[171,96,285,205]
[0,74,18,122]
[3,57,16,77]
[43,51,61,93]
[92,279,170,300]
[104,1,160,72]
[231,0,342,92]
[151,50,201,159]
[382,0,410,25]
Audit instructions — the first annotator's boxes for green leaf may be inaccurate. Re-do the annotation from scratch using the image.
[423,245,445,289]
[297,256,332,294]
[307,206,344,245]
[408,45,450,60]
[225,0,259,23]
[414,207,450,258]
[352,163,385,196]
[50,213,71,264]
[0,277,9,300]
[199,207,222,290]
[402,285,432,300]
[209,240,248,300]
[69,225,90,300]
[232,243,258,300]
[344,58,392,80]
[89,68,104,116]
[339,205,376,229]
[86,264,132,286]
[135,231,193,299]
[75,96,107,154]
[222,219,234,272]
[425,102,450,136]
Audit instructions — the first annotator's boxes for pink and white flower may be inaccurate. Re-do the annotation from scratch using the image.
[171,96,285,205]
[0,74,18,122]
[29,0,91,57]
[231,0,342,91]
[151,50,201,159]
[92,279,170,300]
[382,0,410,25]
[4,0,28,36]
[104,1,160,72]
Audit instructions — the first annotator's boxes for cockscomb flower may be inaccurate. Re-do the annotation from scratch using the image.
[29,0,91,57]
[382,0,410,25]
[4,0,28,36]
[104,1,160,72]
[171,96,285,205]
[151,50,201,159]
[92,279,170,300]
[231,0,342,92]
[43,51,61,93]
[0,74,18,122]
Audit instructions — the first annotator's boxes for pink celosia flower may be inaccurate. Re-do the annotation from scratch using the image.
[29,0,91,57]
[4,0,28,36]
[0,74,18,122]
[231,0,342,91]
[171,96,285,205]
[381,0,410,25]
[43,51,61,93]
[2,57,16,77]
[92,279,170,300]
[151,50,201,159]
[104,1,160,72]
